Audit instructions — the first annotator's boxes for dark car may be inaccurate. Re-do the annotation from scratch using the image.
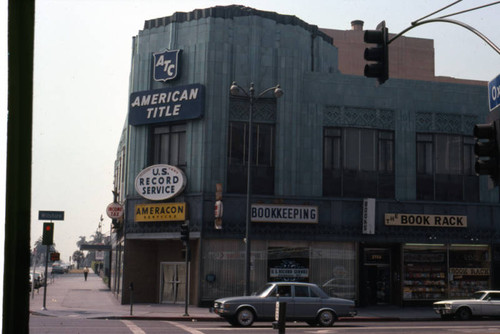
[51,264,65,274]
[213,282,356,327]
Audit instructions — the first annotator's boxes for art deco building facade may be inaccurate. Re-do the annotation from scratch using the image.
[111,5,498,306]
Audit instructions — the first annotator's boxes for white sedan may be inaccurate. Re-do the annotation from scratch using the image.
[433,290,500,320]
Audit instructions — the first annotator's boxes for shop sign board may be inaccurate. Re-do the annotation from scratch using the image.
[385,213,467,227]
[135,164,186,201]
[153,49,181,82]
[129,84,205,126]
[269,267,309,279]
[450,267,490,276]
[362,198,376,234]
[106,202,124,219]
[135,202,186,222]
[251,204,318,223]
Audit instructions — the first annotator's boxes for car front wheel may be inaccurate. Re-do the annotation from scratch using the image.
[235,308,255,327]
[456,307,472,321]
[317,310,335,327]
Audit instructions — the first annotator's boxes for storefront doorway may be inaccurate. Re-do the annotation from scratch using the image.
[160,262,187,304]
[361,248,392,305]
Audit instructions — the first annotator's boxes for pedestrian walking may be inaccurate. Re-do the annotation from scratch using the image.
[83,267,89,281]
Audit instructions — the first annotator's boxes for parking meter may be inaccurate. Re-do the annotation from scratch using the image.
[272,294,286,333]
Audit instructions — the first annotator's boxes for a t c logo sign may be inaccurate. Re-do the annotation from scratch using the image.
[153,49,181,82]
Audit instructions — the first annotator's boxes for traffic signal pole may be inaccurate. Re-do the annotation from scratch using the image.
[42,242,50,310]
[41,221,54,310]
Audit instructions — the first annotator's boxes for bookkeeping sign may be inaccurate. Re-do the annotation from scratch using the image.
[129,84,205,125]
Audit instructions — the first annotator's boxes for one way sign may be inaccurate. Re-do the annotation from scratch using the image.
[489,74,500,111]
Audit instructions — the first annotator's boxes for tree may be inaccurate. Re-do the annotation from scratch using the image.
[31,236,56,267]
[72,250,85,269]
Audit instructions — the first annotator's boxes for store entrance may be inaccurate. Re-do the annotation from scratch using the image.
[160,262,187,304]
[364,265,391,305]
[361,247,395,306]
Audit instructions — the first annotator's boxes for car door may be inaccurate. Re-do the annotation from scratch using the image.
[482,292,500,316]
[293,285,321,319]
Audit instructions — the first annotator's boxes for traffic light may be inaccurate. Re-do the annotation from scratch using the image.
[364,21,389,85]
[180,223,190,243]
[42,222,54,245]
[474,122,499,185]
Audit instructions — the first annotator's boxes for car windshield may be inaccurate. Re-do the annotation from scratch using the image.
[253,283,274,297]
[471,292,486,300]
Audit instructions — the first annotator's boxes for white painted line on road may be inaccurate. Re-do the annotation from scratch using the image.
[121,320,146,334]
[165,321,206,334]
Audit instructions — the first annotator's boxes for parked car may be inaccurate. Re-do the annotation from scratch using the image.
[433,290,500,320]
[322,278,356,299]
[213,282,357,327]
[51,263,65,274]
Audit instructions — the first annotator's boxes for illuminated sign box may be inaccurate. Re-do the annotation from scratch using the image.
[135,203,186,222]
[129,84,205,126]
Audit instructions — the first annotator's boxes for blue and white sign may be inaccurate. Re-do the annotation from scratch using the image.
[129,84,205,126]
[38,210,65,221]
[153,49,181,82]
[489,74,500,111]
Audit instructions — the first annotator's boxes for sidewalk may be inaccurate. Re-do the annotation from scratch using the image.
[29,271,440,321]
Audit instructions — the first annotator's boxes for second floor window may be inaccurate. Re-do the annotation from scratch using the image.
[323,127,394,198]
[227,121,274,194]
[416,133,478,202]
[150,123,186,167]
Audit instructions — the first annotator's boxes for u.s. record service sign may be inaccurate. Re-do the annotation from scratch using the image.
[135,164,187,201]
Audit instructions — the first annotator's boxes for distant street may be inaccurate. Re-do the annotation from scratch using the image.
[30,318,500,334]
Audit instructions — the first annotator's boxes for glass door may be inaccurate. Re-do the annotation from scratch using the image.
[160,262,186,304]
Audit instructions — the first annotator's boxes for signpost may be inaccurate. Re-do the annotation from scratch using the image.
[38,210,64,310]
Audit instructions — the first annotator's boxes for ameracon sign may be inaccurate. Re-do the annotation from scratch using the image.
[135,203,186,222]
[385,213,467,227]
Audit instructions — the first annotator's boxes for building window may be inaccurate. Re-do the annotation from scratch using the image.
[150,124,186,167]
[416,133,478,202]
[227,121,274,194]
[323,127,394,198]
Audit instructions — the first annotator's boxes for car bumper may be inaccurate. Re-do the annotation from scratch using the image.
[434,308,454,315]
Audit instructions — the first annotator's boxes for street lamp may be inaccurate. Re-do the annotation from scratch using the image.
[229,81,284,296]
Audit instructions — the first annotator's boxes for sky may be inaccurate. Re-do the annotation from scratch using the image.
[0,0,498,314]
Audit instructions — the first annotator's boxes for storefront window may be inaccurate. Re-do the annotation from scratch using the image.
[403,247,446,301]
[200,240,355,302]
[403,245,491,302]
[449,245,490,298]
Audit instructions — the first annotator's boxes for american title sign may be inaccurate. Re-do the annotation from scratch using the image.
[251,204,318,223]
[135,203,186,222]
[129,84,205,126]
[385,213,467,228]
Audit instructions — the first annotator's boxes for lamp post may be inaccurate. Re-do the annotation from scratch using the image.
[229,81,283,296]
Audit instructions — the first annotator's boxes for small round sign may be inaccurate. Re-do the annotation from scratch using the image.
[106,202,124,219]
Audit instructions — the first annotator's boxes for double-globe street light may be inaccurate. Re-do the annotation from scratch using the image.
[229,81,284,296]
